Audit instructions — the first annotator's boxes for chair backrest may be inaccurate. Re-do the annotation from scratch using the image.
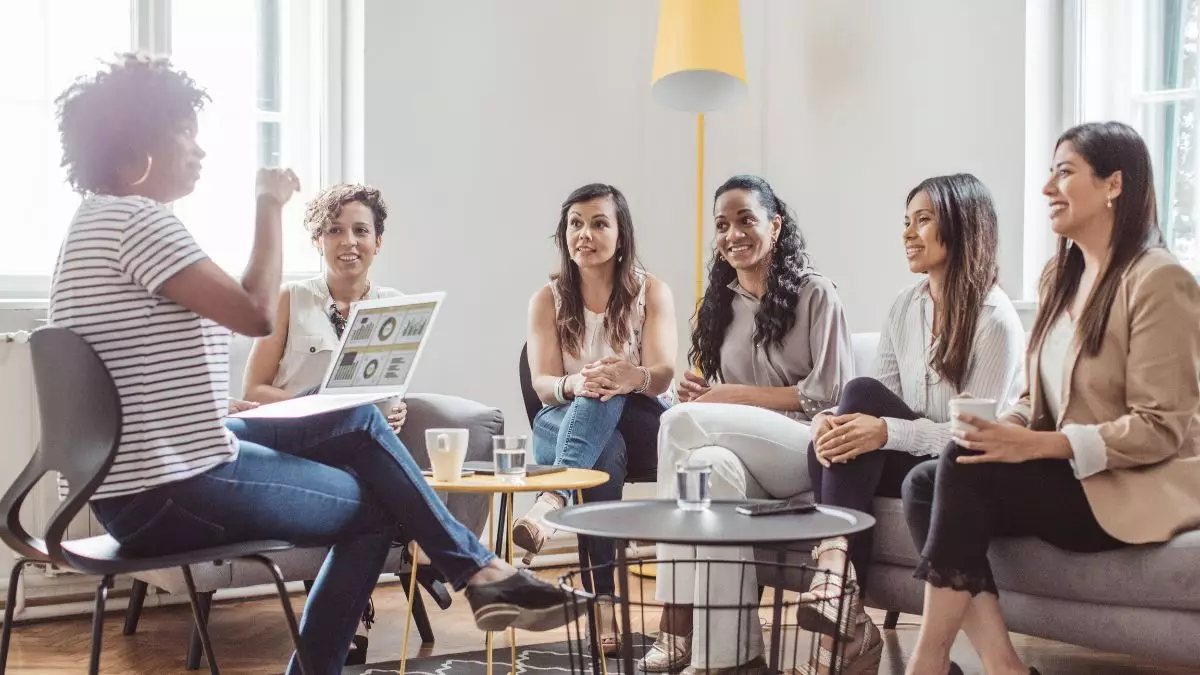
[518,343,543,426]
[0,327,121,561]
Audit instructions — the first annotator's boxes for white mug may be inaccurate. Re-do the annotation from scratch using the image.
[949,397,997,435]
[426,428,470,482]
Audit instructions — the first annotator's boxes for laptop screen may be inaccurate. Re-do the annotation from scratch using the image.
[322,298,439,391]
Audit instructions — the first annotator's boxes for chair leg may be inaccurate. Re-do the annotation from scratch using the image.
[89,575,113,675]
[185,590,215,670]
[122,579,149,636]
[243,554,315,675]
[400,576,435,644]
[0,558,32,675]
[883,610,900,630]
[182,566,220,675]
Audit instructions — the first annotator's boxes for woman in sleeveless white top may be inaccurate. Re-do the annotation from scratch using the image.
[264,276,401,396]
[516,184,678,652]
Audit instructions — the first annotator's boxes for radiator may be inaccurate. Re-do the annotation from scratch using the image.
[1,312,103,598]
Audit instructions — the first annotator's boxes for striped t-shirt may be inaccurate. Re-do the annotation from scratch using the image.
[49,194,238,500]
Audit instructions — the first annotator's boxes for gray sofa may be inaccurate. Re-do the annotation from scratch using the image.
[758,333,1200,668]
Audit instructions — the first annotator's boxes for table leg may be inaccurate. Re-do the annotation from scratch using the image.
[399,542,422,675]
[768,548,785,672]
[614,539,635,675]
[507,492,518,673]
[486,494,496,675]
[576,489,606,675]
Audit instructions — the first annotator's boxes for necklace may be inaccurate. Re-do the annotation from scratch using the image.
[327,281,371,338]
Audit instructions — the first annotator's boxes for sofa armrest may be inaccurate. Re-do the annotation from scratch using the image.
[398,393,504,468]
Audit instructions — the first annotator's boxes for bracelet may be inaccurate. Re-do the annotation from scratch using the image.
[633,366,651,394]
[554,375,569,404]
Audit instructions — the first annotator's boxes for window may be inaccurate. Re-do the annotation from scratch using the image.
[1076,0,1200,274]
[0,0,330,297]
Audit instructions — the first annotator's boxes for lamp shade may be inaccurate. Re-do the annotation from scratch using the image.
[651,0,747,112]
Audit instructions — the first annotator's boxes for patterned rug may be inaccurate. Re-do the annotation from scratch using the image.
[347,634,650,675]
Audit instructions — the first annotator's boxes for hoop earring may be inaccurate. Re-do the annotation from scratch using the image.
[130,156,153,186]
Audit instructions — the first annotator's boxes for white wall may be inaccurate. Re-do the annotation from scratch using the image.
[0,0,1030,585]
[358,0,1028,435]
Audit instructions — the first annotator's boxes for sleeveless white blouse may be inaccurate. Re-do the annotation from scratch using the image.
[273,276,402,395]
[550,270,648,375]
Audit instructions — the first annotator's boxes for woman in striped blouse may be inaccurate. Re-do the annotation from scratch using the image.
[797,174,1026,674]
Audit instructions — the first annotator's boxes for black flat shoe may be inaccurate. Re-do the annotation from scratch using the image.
[345,635,368,666]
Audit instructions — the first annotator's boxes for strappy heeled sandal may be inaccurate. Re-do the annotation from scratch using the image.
[586,595,620,655]
[795,613,881,675]
[795,538,860,640]
[512,492,565,564]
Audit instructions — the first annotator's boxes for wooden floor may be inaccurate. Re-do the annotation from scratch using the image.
[4,568,1197,674]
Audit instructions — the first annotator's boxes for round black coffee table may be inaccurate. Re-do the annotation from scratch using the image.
[545,499,875,674]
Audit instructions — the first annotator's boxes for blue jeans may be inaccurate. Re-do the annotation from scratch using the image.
[533,395,662,594]
[91,404,494,675]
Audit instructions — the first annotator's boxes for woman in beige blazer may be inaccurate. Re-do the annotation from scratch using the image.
[900,121,1200,675]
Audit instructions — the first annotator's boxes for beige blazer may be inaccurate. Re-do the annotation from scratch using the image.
[1008,248,1200,544]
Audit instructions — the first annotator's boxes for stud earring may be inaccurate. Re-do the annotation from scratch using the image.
[130,156,153,186]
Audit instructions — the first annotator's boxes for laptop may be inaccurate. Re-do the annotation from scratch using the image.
[231,291,445,419]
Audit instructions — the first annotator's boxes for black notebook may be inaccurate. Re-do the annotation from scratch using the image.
[462,461,567,477]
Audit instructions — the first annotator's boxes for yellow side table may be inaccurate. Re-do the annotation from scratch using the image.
[400,468,610,675]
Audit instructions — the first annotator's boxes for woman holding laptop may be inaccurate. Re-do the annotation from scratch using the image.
[49,53,573,675]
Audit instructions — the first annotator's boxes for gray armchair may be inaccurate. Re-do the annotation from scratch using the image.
[122,392,503,669]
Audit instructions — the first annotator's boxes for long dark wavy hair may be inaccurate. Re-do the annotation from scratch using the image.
[690,175,813,381]
[1029,121,1163,358]
[550,184,641,358]
[907,173,1000,390]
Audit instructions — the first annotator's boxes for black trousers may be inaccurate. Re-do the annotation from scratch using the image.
[806,377,927,595]
[902,443,1126,596]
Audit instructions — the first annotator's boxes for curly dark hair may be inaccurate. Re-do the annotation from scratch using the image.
[303,184,389,240]
[690,175,814,381]
[55,52,209,195]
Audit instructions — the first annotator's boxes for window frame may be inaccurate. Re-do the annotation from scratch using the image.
[1068,0,1200,274]
[0,0,341,301]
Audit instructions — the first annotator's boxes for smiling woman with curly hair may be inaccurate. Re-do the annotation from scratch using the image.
[641,175,855,674]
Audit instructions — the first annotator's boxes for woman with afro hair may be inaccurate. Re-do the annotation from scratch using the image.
[48,53,573,675]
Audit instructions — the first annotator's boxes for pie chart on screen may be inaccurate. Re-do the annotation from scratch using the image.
[378,317,397,342]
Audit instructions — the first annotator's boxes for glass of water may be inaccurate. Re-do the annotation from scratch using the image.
[676,459,712,511]
[492,435,529,484]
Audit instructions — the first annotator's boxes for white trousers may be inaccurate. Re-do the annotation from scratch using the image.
[653,402,814,668]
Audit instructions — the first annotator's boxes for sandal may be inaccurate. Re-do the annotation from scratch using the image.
[512,492,566,563]
[795,614,881,675]
[637,630,691,672]
[795,538,860,640]
[586,594,620,655]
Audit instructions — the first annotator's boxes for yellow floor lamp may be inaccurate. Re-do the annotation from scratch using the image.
[636,0,748,580]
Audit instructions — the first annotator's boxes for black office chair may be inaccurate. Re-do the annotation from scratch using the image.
[518,343,660,482]
[0,327,313,675]
[517,343,665,594]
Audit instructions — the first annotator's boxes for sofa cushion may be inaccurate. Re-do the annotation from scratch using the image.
[869,496,1200,612]
[851,333,880,379]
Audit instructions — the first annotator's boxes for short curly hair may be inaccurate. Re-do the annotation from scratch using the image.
[303,184,389,240]
[55,52,209,195]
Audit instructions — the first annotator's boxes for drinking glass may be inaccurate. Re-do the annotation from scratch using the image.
[675,459,712,511]
[492,435,529,484]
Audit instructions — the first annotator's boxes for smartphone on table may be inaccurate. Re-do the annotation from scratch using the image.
[735,495,817,517]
